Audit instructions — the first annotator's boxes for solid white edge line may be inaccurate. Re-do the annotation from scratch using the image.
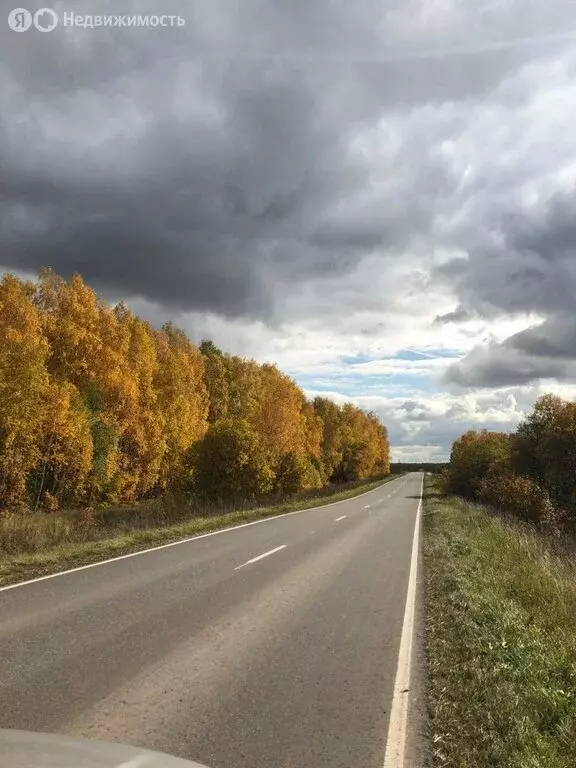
[234,544,286,571]
[0,476,408,593]
[382,472,424,768]
[335,515,347,522]
[114,756,153,768]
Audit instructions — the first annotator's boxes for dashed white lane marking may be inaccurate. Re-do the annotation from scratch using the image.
[335,515,347,522]
[364,505,371,509]
[382,472,424,768]
[0,478,394,593]
[234,545,287,571]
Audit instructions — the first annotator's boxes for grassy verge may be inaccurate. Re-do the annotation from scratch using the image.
[0,474,398,587]
[423,475,576,768]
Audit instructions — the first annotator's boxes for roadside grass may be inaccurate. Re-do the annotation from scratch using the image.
[0,474,398,587]
[423,475,576,768]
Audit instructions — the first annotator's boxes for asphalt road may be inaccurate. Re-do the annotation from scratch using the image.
[0,472,424,768]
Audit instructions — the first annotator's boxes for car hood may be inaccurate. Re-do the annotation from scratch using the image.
[0,729,210,768]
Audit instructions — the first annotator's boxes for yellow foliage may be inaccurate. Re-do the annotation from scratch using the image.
[190,419,275,501]
[155,322,209,489]
[31,379,93,509]
[0,273,391,510]
[0,275,49,510]
[202,351,230,423]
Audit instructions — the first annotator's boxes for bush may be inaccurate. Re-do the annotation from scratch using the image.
[478,469,559,530]
[274,451,323,496]
[447,430,511,499]
[188,418,275,503]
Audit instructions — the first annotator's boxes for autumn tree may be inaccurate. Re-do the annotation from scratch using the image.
[34,271,128,500]
[513,394,576,516]
[225,356,262,424]
[0,275,49,509]
[200,342,230,424]
[313,397,344,481]
[29,380,93,511]
[477,468,557,529]
[332,404,376,481]
[190,419,275,502]
[0,269,392,511]
[447,430,511,499]
[34,270,104,392]
[251,365,303,458]
[199,339,223,356]
[114,308,166,499]
[155,322,209,490]
[274,450,323,495]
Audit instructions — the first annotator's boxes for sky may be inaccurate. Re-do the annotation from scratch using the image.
[2,0,576,462]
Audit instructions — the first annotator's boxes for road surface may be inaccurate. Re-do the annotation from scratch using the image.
[0,472,424,768]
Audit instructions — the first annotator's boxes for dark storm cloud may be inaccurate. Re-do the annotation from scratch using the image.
[446,344,570,388]
[2,0,576,319]
[434,306,474,325]
[442,187,576,387]
[399,400,433,421]
[445,315,576,388]
[437,189,576,319]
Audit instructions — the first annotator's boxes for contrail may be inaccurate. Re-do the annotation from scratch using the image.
[405,349,441,359]
[202,30,576,65]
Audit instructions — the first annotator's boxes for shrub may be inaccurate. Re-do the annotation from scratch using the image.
[478,469,559,530]
[447,430,511,499]
[274,451,323,496]
[188,418,275,503]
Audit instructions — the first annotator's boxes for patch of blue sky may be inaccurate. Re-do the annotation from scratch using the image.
[294,371,435,398]
[393,348,462,361]
[339,353,375,365]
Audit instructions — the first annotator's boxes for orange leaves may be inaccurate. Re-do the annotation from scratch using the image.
[36,270,104,388]
[202,351,230,424]
[477,469,558,529]
[155,322,209,490]
[34,379,93,508]
[252,364,303,459]
[0,275,49,510]
[312,397,390,483]
[0,271,392,510]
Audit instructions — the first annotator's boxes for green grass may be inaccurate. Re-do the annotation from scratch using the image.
[0,474,398,587]
[423,475,576,768]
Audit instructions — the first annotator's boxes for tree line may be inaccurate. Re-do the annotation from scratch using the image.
[390,462,448,474]
[445,394,576,531]
[0,270,390,512]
